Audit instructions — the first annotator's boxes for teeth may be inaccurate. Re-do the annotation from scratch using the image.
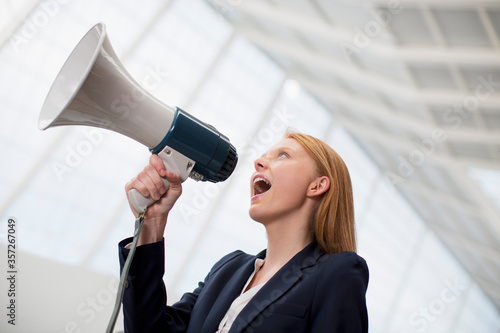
[253,177,270,186]
[253,176,271,195]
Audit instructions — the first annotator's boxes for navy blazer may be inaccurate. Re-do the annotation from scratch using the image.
[119,238,368,333]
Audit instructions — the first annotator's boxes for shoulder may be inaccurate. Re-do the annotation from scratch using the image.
[319,251,368,276]
[207,250,254,276]
[312,251,369,293]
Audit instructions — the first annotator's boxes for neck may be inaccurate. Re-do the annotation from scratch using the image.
[262,216,314,271]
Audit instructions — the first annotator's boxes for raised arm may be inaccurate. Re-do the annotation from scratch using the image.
[120,154,187,332]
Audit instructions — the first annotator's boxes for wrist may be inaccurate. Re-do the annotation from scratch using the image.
[137,214,168,246]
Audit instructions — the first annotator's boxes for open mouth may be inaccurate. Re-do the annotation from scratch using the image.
[253,176,272,196]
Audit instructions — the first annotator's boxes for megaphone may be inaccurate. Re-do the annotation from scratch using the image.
[39,23,238,213]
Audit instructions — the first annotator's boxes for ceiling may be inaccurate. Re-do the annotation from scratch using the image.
[207,0,500,310]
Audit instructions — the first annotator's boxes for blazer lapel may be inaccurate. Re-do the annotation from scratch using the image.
[200,249,267,333]
[230,242,323,333]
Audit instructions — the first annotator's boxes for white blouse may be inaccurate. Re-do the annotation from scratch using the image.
[216,258,265,333]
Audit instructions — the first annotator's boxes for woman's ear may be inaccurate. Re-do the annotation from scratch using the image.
[307,176,330,197]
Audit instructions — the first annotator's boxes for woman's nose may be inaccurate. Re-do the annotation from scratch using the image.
[254,157,267,170]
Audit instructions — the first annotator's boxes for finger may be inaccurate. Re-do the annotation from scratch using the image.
[127,175,152,198]
[144,164,168,199]
[125,165,159,199]
[136,165,163,200]
[164,171,182,195]
[150,154,166,177]
[165,170,182,188]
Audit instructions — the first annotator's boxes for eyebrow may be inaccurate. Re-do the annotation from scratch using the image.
[260,146,293,158]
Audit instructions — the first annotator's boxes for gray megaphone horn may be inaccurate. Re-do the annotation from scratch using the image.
[39,23,238,213]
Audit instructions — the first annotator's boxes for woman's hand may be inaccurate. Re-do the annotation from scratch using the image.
[125,154,183,245]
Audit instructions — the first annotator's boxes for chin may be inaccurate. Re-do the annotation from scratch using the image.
[248,207,266,224]
[249,207,277,227]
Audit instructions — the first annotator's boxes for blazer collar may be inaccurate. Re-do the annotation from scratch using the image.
[200,250,265,333]
[230,241,324,332]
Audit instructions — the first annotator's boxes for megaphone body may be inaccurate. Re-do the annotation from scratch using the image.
[39,23,237,213]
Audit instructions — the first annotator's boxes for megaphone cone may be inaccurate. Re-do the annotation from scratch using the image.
[39,22,176,149]
[39,23,237,213]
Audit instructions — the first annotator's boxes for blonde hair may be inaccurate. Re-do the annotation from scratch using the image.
[286,131,356,254]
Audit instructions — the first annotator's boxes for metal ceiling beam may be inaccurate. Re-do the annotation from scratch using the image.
[358,0,500,8]
[434,225,500,267]
[293,72,500,149]
[388,47,500,66]
[395,180,500,310]
[333,112,499,173]
[330,120,500,174]
[478,5,500,49]
[435,226,500,282]
[421,4,447,46]
[232,0,500,67]
[474,275,500,305]
[448,162,500,243]
[393,176,500,312]
[428,0,500,171]
[380,158,500,312]
[434,226,500,309]
[475,275,500,300]
[396,180,482,218]
[236,26,500,110]
[334,110,500,173]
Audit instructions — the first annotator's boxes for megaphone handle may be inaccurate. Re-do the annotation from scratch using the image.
[127,178,170,214]
[127,146,195,214]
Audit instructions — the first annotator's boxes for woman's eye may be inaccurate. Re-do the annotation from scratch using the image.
[278,151,288,158]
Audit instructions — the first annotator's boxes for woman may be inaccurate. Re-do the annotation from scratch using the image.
[119,131,369,333]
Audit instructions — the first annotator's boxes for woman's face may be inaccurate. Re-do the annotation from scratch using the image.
[249,138,319,224]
